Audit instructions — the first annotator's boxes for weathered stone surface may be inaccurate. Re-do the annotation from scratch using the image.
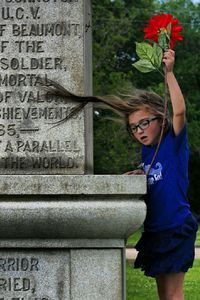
[71,249,122,300]
[0,0,92,175]
[0,174,146,194]
[0,239,125,249]
[0,1,147,299]
[0,175,146,240]
[0,250,70,299]
[0,197,146,239]
[0,249,124,300]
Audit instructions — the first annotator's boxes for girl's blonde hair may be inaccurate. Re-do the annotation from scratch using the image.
[122,91,170,129]
[42,79,170,129]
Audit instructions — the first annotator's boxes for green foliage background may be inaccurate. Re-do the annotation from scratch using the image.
[92,0,200,216]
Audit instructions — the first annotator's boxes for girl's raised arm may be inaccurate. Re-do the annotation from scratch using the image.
[163,50,186,136]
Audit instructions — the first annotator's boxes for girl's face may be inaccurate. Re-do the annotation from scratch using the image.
[128,108,162,146]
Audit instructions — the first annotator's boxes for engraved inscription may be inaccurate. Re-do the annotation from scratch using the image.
[0,0,85,174]
[0,251,70,299]
[0,257,39,272]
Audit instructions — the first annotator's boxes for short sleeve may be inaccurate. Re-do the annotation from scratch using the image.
[171,125,188,153]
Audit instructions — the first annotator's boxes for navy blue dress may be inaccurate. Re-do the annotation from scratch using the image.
[134,126,198,277]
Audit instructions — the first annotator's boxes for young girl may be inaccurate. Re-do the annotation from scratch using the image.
[125,49,198,300]
[44,49,198,300]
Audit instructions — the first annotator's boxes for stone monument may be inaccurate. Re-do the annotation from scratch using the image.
[0,1,146,299]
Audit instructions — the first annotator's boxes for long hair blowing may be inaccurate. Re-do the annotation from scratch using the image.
[40,79,169,127]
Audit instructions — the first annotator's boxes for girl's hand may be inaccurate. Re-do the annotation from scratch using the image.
[163,49,175,73]
[123,169,145,175]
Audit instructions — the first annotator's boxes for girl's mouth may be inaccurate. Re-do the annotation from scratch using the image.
[141,136,148,142]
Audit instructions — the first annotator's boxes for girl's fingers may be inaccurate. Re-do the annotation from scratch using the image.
[163,49,175,58]
[163,51,175,64]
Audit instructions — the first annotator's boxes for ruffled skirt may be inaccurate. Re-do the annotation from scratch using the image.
[134,214,198,278]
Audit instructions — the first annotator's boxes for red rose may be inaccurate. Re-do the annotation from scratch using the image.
[144,13,183,49]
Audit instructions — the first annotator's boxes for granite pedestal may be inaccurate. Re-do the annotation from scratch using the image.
[0,175,146,299]
[0,1,146,299]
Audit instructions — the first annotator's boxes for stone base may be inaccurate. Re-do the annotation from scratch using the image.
[0,175,146,300]
[0,240,126,300]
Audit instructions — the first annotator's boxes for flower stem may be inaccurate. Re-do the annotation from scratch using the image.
[146,66,168,176]
[155,68,165,78]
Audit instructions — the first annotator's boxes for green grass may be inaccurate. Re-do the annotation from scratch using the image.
[126,260,200,300]
[127,223,200,247]
[127,227,142,247]
[195,223,200,246]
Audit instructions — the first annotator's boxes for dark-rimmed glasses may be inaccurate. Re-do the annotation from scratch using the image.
[129,117,159,134]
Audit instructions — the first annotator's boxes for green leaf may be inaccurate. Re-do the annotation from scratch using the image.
[135,42,155,61]
[133,59,156,73]
[152,43,163,68]
[134,42,163,71]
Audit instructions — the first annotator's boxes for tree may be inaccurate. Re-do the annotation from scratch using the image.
[92,0,158,94]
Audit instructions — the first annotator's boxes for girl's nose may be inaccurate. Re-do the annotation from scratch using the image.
[137,126,144,134]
